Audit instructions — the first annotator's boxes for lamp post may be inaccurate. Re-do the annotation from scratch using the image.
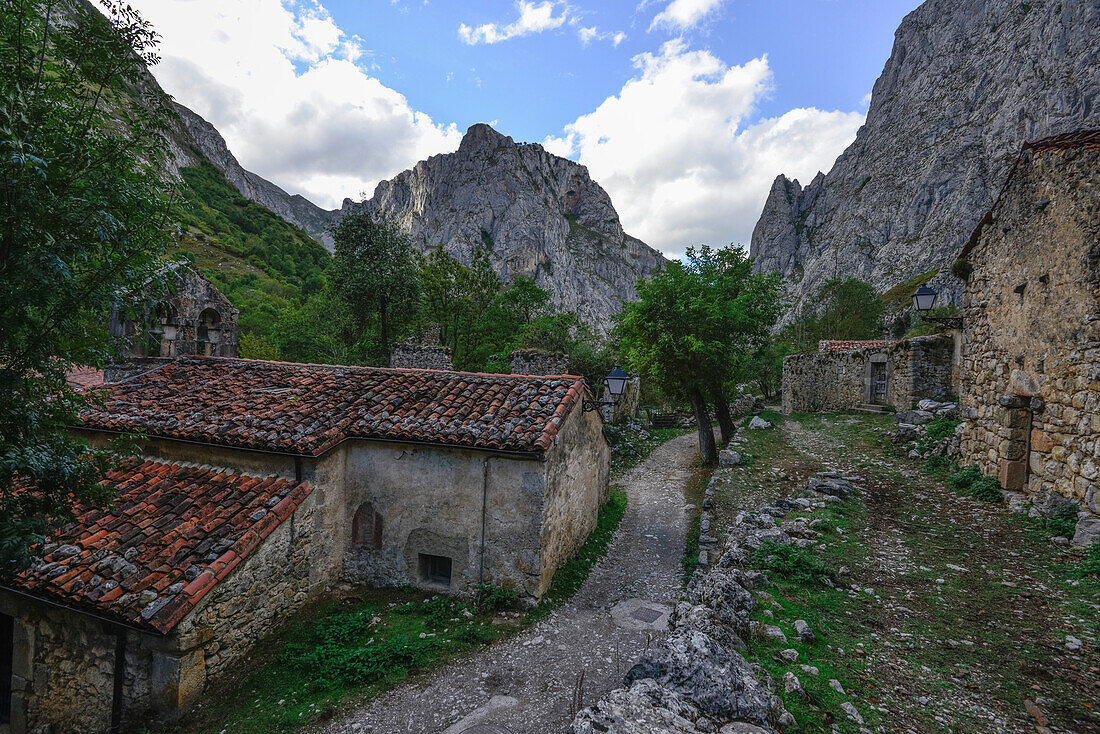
[583,365,630,413]
[912,285,962,329]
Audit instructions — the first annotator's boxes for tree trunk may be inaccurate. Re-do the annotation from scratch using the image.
[710,385,734,446]
[688,385,718,465]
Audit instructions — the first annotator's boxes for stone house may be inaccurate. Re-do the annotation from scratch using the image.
[1,356,608,732]
[956,129,1100,546]
[108,265,239,375]
[782,335,957,414]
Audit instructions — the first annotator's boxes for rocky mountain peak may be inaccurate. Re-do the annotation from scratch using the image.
[750,0,1100,322]
[459,122,512,154]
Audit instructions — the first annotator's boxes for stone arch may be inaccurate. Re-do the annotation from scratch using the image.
[197,308,222,356]
[352,502,383,550]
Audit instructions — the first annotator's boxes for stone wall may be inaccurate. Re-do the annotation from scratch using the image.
[957,144,1100,545]
[538,403,611,596]
[782,334,956,414]
[389,343,453,370]
[340,440,547,598]
[509,349,569,376]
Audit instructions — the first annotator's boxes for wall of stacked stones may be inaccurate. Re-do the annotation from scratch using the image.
[389,344,453,370]
[0,590,172,734]
[539,404,610,596]
[509,349,569,376]
[957,147,1100,528]
[171,492,322,696]
[782,335,955,414]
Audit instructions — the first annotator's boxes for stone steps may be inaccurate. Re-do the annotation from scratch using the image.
[854,403,892,414]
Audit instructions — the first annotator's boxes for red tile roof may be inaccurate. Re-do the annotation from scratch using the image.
[8,459,312,633]
[80,357,586,457]
[65,365,105,390]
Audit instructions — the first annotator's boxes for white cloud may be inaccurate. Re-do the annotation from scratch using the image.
[129,0,461,209]
[578,25,627,46]
[459,1,569,45]
[544,40,863,257]
[649,0,724,32]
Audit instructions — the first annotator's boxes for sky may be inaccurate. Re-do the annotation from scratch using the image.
[129,0,920,258]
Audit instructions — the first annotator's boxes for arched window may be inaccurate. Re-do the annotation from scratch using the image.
[197,308,222,356]
[352,502,383,550]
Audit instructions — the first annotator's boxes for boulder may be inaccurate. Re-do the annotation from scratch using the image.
[747,416,773,430]
[624,629,783,726]
[569,679,702,733]
[719,449,743,467]
[793,619,815,643]
[1072,514,1100,548]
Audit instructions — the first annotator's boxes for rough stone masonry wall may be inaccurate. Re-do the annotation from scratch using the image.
[0,590,172,734]
[390,343,453,370]
[537,403,610,596]
[782,335,956,414]
[509,349,569,375]
[171,490,322,692]
[958,146,1100,545]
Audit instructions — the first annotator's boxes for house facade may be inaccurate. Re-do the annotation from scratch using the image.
[956,129,1100,546]
[1,357,608,732]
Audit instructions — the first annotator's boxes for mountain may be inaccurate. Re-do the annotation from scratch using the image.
[166,102,340,249]
[750,0,1100,319]
[343,123,666,329]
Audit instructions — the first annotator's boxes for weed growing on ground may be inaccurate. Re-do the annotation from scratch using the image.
[1045,503,1079,537]
[751,541,835,586]
[604,425,689,476]
[475,584,520,614]
[970,476,1003,502]
[924,455,955,475]
[949,465,981,490]
[1078,542,1100,580]
[681,457,714,584]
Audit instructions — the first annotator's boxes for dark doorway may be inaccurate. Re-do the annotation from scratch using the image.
[870,361,888,405]
[418,554,452,586]
[1,613,13,725]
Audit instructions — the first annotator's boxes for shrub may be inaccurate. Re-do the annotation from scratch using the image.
[925,455,954,474]
[950,465,982,490]
[1046,504,1079,538]
[750,541,834,586]
[476,584,520,614]
[970,476,1003,503]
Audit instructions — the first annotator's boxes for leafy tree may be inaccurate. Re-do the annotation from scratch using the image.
[328,213,420,362]
[0,1,175,571]
[813,278,884,341]
[616,246,782,464]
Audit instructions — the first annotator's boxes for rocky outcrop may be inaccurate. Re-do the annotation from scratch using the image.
[344,123,666,330]
[750,0,1100,320]
[169,103,340,248]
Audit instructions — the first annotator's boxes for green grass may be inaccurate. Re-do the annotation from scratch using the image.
[681,458,714,584]
[751,541,835,586]
[174,162,330,345]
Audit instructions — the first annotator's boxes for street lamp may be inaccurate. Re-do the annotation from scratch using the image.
[912,285,938,312]
[911,284,962,329]
[583,365,631,413]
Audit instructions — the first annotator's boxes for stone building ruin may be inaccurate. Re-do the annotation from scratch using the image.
[956,129,1100,547]
[1,357,609,732]
[106,265,239,380]
[782,334,957,414]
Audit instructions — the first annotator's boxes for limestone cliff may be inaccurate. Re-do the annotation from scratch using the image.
[168,102,340,248]
[344,123,666,329]
[750,0,1100,319]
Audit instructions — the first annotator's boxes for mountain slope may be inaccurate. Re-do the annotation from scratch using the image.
[750,0,1100,318]
[345,123,666,329]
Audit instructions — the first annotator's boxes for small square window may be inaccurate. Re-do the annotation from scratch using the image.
[418,554,452,586]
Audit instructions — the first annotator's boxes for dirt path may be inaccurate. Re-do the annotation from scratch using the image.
[745,415,1100,733]
[315,432,701,734]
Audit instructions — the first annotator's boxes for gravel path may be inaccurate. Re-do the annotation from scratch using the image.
[316,432,702,734]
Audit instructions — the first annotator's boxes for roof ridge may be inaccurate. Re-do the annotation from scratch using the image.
[182,355,585,382]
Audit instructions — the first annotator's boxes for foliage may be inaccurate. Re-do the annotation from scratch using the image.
[603,424,688,476]
[616,245,782,463]
[1078,542,1100,580]
[899,304,962,339]
[475,584,520,614]
[0,0,174,571]
[777,277,884,354]
[917,414,959,453]
[238,333,281,361]
[924,455,953,474]
[971,476,1004,503]
[529,488,627,620]
[173,163,328,344]
[750,541,835,586]
[328,213,421,363]
[949,465,982,490]
[1045,503,1078,537]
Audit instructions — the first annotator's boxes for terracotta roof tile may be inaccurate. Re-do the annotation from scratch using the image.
[8,459,312,633]
[79,357,586,456]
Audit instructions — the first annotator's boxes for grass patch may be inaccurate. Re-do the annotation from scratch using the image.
[751,540,835,586]
[1078,542,1100,580]
[1044,503,1078,537]
[970,476,1003,503]
[527,487,627,620]
[681,456,715,584]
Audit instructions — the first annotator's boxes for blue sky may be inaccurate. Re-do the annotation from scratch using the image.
[132,0,920,256]
[329,0,916,143]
